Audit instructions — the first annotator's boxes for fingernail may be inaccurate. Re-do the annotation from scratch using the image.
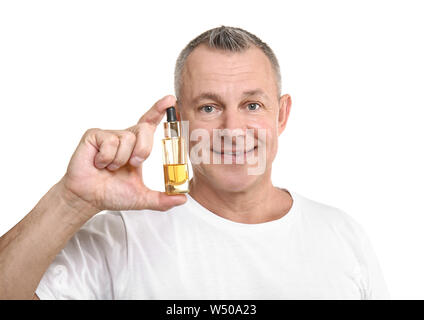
[130,156,144,167]
[108,164,119,170]
[96,161,107,169]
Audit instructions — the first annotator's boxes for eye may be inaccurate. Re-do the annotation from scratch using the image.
[200,105,215,113]
[247,103,261,111]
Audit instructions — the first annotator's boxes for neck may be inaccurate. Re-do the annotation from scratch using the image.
[188,172,293,224]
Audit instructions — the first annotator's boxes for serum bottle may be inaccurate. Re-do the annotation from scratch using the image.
[162,106,189,195]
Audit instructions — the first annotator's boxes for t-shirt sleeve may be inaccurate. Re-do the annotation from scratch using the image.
[346,215,391,300]
[35,211,128,300]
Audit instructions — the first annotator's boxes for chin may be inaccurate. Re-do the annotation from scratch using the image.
[205,164,261,193]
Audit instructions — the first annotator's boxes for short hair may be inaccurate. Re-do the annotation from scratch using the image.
[174,25,282,100]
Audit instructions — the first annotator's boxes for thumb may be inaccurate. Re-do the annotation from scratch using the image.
[141,189,188,211]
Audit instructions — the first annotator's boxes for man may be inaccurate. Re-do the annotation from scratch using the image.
[0,26,389,299]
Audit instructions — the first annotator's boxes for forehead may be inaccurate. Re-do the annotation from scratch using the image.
[181,44,277,100]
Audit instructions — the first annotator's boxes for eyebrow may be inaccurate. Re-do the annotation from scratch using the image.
[192,89,269,105]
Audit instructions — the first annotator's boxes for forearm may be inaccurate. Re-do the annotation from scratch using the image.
[0,179,100,299]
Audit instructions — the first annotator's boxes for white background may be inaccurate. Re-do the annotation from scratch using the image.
[0,0,423,299]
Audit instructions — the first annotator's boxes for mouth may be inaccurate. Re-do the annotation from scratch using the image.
[211,146,258,156]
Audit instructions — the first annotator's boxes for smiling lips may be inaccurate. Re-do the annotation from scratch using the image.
[212,146,258,156]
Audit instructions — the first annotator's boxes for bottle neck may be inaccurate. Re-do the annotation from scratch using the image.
[164,121,180,138]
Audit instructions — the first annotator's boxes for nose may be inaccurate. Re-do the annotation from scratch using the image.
[217,109,247,147]
[222,109,246,132]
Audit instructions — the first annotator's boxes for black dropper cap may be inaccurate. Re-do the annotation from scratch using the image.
[166,106,177,122]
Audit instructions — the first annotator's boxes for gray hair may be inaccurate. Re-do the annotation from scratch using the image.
[174,25,282,100]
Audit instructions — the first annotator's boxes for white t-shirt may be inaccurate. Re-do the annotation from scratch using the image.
[35,189,390,300]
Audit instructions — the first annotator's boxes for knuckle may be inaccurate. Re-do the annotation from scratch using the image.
[135,122,148,133]
[84,127,100,138]
[126,125,137,135]
[136,147,150,160]
[122,130,136,143]
[132,123,142,134]
[107,134,120,146]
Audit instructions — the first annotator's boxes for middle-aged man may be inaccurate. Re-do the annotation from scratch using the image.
[0,26,389,299]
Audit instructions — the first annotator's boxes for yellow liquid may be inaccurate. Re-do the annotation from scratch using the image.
[163,163,189,194]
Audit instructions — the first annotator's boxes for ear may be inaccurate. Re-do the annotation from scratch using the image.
[278,94,292,136]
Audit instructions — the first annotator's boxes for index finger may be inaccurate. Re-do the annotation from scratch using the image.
[125,95,177,167]
[137,95,177,126]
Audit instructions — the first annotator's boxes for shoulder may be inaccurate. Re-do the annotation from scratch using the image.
[291,191,373,264]
[292,191,365,237]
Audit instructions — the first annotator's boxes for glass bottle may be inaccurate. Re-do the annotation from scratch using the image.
[162,106,189,195]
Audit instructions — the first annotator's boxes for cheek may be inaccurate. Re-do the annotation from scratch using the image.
[247,118,277,139]
[247,119,278,159]
[187,125,212,154]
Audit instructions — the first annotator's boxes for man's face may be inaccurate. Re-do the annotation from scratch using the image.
[177,44,291,192]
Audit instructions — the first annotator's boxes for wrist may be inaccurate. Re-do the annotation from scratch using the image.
[53,177,101,222]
